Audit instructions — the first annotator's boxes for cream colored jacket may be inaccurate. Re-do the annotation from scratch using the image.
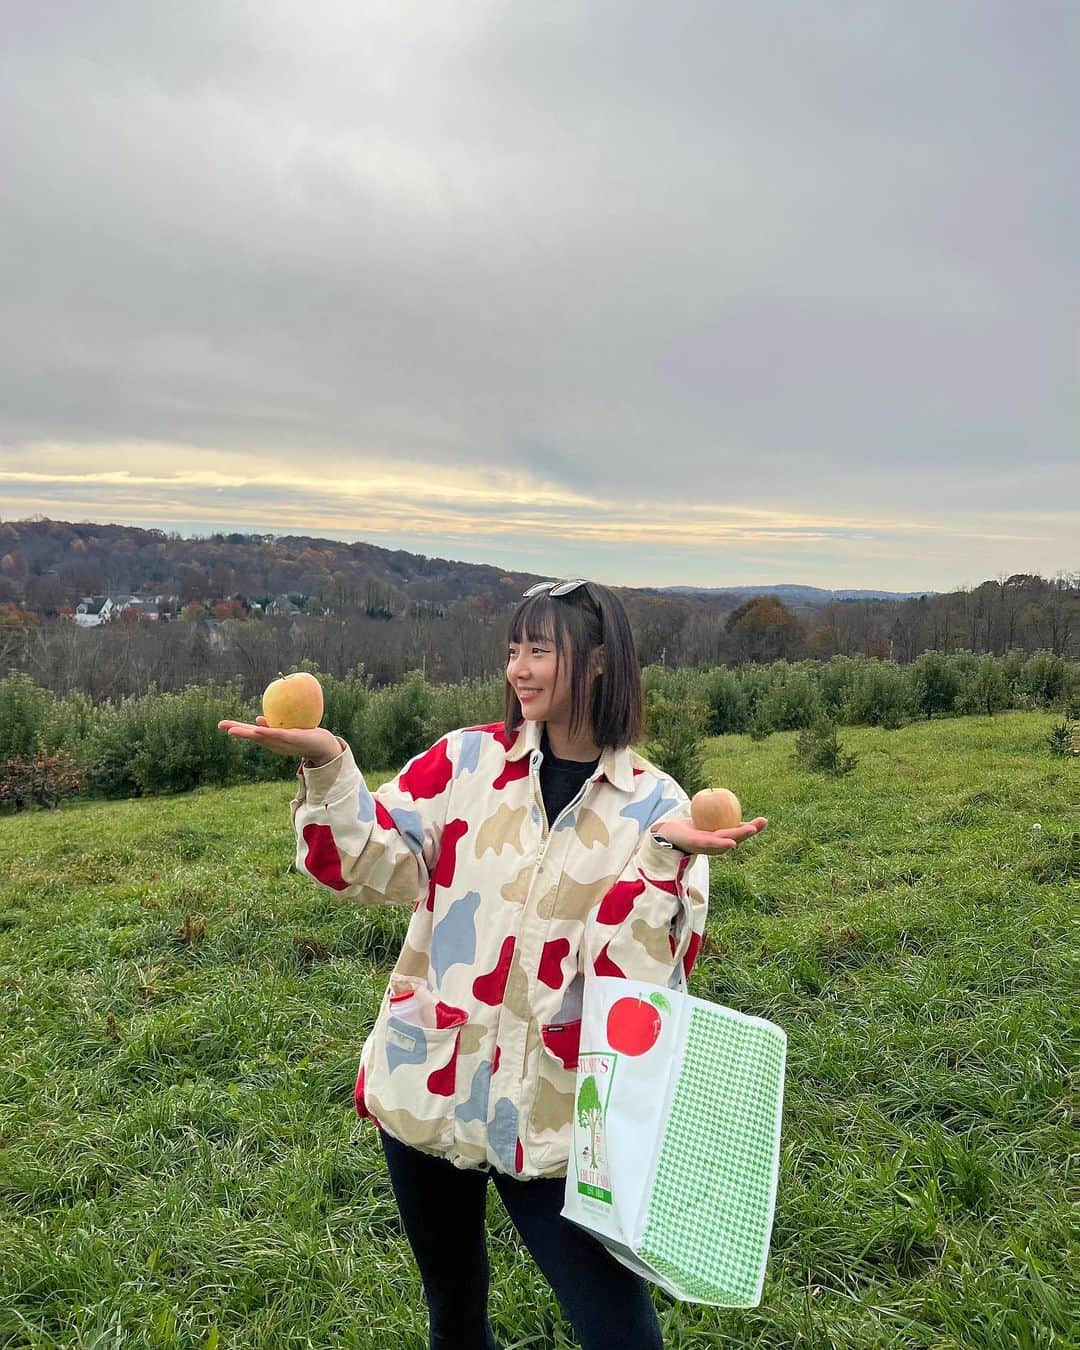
[290,718,709,1178]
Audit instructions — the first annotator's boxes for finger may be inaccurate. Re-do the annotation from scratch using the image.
[255,716,269,726]
[677,829,740,852]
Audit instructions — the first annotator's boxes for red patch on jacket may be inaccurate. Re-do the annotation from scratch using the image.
[435,1001,468,1029]
[472,936,515,1004]
[593,942,627,978]
[426,1031,461,1096]
[470,721,516,749]
[426,817,468,910]
[492,1045,501,1074]
[596,878,645,924]
[514,1138,524,1172]
[302,823,349,891]
[537,937,571,988]
[354,1063,372,1119]
[493,757,530,790]
[375,800,396,831]
[641,872,679,896]
[400,739,453,799]
[682,931,703,978]
[540,1020,581,1070]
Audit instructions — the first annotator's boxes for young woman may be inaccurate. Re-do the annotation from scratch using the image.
[219,579,766,1349]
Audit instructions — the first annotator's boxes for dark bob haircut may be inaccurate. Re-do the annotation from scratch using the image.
[503,581,644,749]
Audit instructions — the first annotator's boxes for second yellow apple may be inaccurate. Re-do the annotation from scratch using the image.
[690,787,742,831]
[261,671,324,729]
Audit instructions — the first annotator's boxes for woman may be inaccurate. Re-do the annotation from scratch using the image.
[219,578,766,1349]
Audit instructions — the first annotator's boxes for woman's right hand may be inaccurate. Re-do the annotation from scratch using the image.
[217,717,343,765]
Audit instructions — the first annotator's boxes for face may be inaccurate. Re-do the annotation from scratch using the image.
[507,630,576,726]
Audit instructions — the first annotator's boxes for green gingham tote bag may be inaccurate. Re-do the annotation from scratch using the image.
[561,976,786,1306]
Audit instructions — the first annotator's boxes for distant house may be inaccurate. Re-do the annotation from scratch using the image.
[266,594,303,617]
[73,593,163,627]
[74,596,113,627]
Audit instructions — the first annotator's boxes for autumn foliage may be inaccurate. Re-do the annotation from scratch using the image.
[0,750,81,810]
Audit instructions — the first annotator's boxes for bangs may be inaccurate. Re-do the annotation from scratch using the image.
[508,594,562,648]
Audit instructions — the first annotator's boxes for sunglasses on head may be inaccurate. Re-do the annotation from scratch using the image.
[522,578,589,598]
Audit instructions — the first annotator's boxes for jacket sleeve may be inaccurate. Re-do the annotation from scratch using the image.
[290,731,458,907]
[583,822,710,990]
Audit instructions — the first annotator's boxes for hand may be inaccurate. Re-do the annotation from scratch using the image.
[650,816,768,857]
[217,717,343,764]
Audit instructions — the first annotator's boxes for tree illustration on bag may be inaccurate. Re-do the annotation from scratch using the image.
[577,1074,603,1168]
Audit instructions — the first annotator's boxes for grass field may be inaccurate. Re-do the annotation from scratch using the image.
[1,712,1075,1348]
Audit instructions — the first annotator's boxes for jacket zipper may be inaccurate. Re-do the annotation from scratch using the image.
[532,750,597,865]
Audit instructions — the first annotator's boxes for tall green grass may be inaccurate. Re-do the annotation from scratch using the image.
[0,713,1074,1347]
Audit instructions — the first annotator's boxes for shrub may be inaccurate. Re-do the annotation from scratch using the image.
[911,652,959,719]
[1020,651,1069,708]
[699,666,750,735]
[957,657,1010,717]
[643,692,707,797]
[1047,719,1077,758]
[82,679,276,798]
[365,670,436,770]
[794,717,857,777]
[753,670,823,736]
[842,660,912,729]
[817,655,858,718]
[0,750,81,810]
[425,676,504,745]
[314,663,374,762]
[0,672,55,760]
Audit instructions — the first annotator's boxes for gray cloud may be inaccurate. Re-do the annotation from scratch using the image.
[1,1,1076,581]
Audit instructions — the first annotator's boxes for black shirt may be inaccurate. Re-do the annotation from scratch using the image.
[539,727,600,827]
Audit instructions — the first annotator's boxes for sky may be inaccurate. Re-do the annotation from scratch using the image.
[1,1,1076,591]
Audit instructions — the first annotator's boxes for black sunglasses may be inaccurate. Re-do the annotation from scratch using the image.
[522,578,589,598]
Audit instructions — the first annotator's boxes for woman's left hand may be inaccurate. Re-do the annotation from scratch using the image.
[651,817,768,856]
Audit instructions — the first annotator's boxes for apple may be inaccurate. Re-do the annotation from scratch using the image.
[606,996,662,1056]
[261,671,324,729]
[691,787,742,831]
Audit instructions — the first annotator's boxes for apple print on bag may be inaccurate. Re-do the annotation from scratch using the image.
[606,992,670,1056]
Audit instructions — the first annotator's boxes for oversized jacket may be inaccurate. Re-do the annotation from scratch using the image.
[290,717,709,1179]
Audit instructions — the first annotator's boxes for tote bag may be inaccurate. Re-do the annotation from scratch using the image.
[561,976,786,1306]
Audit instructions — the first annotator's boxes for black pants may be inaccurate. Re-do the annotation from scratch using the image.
[379,1128,664,1350]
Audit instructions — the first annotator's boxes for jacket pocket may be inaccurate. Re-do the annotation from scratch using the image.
[524,1020,582,1175]
[362,981,467,1153]
[540,1020,581,1071]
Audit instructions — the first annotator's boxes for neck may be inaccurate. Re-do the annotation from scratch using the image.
[543,719,601,762]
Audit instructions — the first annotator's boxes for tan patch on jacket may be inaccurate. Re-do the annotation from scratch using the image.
[574,807,610,849]
[362,1100,435,1145]
[383,849,422,903]
[474,804,527,858]
[537,872,617,921]
[502,944,532,1020]
[500,864,532,905]
[393,941,429,979]
[631,917,673,966]
[532,1070,574,1135]
[458,1022,486,1058]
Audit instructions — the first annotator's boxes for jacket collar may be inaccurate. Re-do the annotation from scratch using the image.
[505,719,636,794]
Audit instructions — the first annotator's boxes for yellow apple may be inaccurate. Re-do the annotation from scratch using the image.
[261,671,324,729]
[691,787,742,831]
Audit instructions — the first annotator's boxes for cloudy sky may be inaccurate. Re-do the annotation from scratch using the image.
[1,1,1076,589]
